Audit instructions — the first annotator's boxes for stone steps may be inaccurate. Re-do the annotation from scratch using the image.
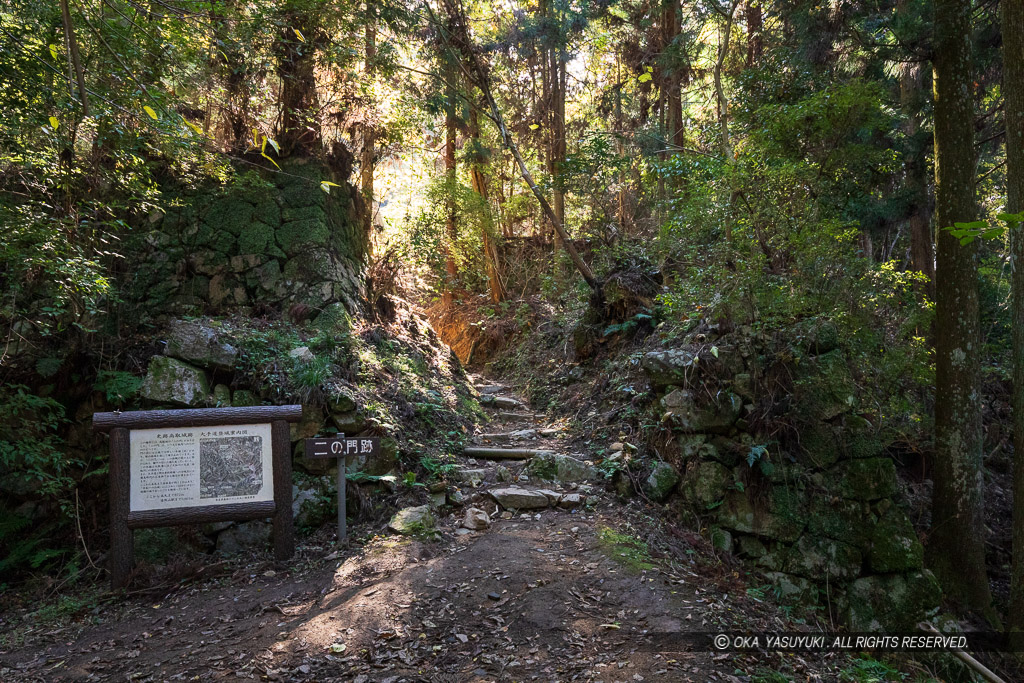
[479,394,525,410]
[462,446,553,461]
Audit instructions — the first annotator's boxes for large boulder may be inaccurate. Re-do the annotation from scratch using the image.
[645,461,681,502]
[785,535,862,582]
[845,570,941,632]
[792,350,856,421]
[806,496,871,548]
[526,452,597,482]
[679,460,731,508]
[661,389,742,434]
[164,319,238,369]
[868,506,924,572]
[140,356,211,407]
[763,571,816,603]
[716,488,805,543]
[489,487,550,510]
[641,349,696,387]
[388,505,435,535]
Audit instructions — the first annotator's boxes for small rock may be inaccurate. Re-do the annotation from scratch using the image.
[558,493,583,508]
[462,507,491,530]
[487,592,501,601]
[455,528,473,536]
[289,346,315,363]
[455,468,487,487]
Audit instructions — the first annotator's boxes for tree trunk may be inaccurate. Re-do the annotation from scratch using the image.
[715,1,739,241]
[898,0,934,295]
[663,0,683,158]
[744,0,762,67]
[275,5,320,154]
[435,0,601,299]
[1002,0,1024,637]
[927,0,993,615]
[444,68,458,297]
[468,95,505,303]
[615,53,630,234]
[361,2,377,251]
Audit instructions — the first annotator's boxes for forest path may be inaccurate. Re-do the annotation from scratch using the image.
[2,380,797,683]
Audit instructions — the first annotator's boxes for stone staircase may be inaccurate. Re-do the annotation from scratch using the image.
[452,376,598,519]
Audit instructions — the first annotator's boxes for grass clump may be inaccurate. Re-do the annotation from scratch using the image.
[597,525,655,572]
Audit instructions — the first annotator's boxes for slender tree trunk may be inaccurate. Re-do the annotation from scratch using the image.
[435,0,601,299]
[1002,0,1024,637]
[898,0,934,295]
[60,0,90,116]
[715,1,739,241]
[275,4,320,154]
[663,0,683,158]
[211,0,248,149]
[361,2,377,251]
[615,53,630,234]
[744,0,762,67]
[444,70,458,297]
[468,97,504,303]
[901,59,934,295]
[927,0,993,616]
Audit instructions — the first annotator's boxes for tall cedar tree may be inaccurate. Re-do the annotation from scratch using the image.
[928,0,993,614]
[1003,0,1024,635]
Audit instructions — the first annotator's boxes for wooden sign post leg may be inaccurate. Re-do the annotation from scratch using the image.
[109,427,133,589]
[337,455,347,542]
[271,420,294,562]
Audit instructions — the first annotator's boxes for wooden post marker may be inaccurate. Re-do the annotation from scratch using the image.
[94,405,302,589]
[304,435,381,542]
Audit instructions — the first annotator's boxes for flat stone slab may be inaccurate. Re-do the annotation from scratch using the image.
[489,487,550,510]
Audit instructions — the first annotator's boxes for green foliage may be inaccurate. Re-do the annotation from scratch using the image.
[405,174,495,292]
[0,384,78,497]
[837,657,908,682]
[93,370,143,407]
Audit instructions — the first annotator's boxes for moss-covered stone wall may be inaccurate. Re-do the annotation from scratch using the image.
[634,320,941,632]
[129,158,367,316]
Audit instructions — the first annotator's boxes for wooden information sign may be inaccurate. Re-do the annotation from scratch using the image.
[94,405,302,588]
[304,435,381,541]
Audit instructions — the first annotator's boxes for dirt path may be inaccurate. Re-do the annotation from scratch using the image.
[1,380,849,682]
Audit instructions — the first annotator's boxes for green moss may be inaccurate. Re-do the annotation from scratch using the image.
[597,526,655,572]
[869,506,923,572]
[237,221,275,255]
[276,218,330,253]
[282,205,326,223]
[195,221,236,254]
[833,458,897,501]
[845,570,941,631]
[204,197,255,236]
[807,496,869,547]
[253,198,282,226]
[281,180,327,209]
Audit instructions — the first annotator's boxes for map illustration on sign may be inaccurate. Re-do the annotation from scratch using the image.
[129,423,274,512]
[200,435,264,499]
